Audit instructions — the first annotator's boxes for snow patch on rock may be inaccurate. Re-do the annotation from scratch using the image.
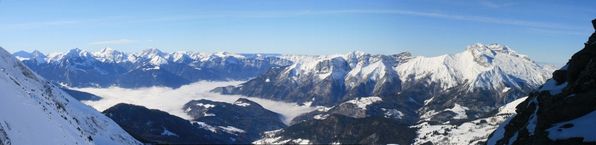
[547,110,596,142]
[344,96,383,110]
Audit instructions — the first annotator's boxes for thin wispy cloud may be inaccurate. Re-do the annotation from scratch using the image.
[478,0,517,8]
[0,16,128,30]
[89,39,136,45]
[1,9,585,35]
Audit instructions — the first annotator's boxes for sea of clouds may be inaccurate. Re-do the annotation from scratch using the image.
[74,81,316,124]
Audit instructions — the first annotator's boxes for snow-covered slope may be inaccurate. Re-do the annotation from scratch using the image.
[414,97,527,145]
[0,47,141,145]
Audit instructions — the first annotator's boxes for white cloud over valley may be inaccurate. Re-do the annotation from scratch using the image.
[74,81,316,124]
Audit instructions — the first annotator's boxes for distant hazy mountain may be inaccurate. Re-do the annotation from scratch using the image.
[0,47,141,145]
[14,48,291,88]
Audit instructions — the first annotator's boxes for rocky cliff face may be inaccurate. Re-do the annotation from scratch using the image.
[486,19,596,145]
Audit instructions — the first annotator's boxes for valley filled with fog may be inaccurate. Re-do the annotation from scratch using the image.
[74,81,316,124]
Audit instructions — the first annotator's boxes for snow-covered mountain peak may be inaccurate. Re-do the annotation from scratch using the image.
[13,50,47,63]
[93,47,127,63]
[395,51,413,58]
[64,48,90,57]
[45,48,95,62]
[13,50,32,59]
[466,43,513,53]
[465,43,530,62]
[396,43,551,90]
[138,48,166,57]
[171,51,191,62]
[213,51,246,59]
[135,48,170,65]
[283,56,350,80]
[31,50,46,57]
[345,50,369,58]
[99,47,115,53]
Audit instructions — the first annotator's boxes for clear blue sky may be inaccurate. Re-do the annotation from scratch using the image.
[0,0,594,65]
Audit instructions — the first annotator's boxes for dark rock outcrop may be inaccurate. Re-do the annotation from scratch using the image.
[60,87,102,101]
[486,19,596,145]
[256,114,416,144]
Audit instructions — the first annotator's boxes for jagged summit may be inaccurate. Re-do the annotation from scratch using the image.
[466,43,512,52]
[138,48,167,58]
[466,43,531,62]
[64,48,89,57]
[93,47,127,63]
[345,50,369,58]
[13,50,47,63]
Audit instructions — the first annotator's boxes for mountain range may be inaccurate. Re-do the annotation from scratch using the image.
[12,43,559,144]
[14,48,291,88]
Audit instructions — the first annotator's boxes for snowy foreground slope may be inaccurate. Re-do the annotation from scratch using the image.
[414,97,527,145]
[0,47,140,145]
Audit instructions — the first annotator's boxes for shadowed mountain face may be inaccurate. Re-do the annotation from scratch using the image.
[182,98,287,141]
[61,87,102,101]
[486,19,596,145]
[255,114,416,144]
[103,103,244,144]
[103,99,287,144]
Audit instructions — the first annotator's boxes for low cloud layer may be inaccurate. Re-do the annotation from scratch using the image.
[74,81,316,124]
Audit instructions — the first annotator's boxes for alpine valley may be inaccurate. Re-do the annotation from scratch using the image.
[9,42,565,145]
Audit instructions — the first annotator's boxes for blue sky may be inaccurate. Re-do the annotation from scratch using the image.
[0,0,594,65]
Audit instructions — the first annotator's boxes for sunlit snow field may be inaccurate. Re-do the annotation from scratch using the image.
[73,81,316,124]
